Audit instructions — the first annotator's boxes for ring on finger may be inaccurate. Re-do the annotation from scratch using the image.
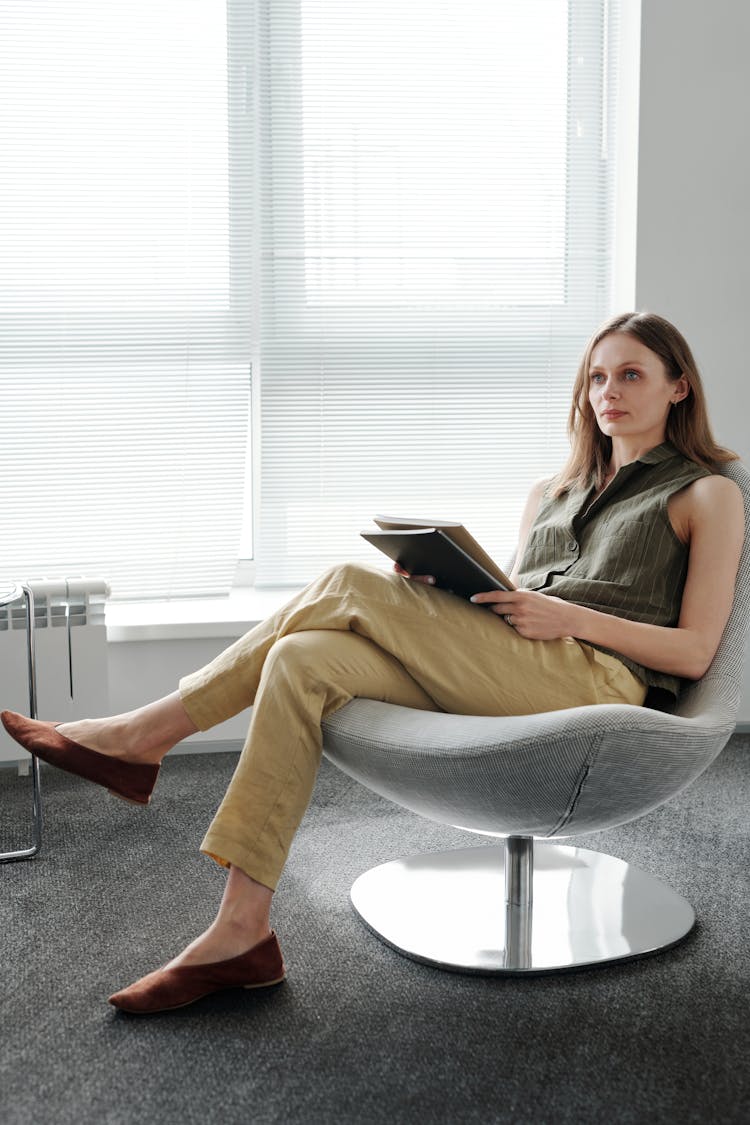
[504,614,514,627]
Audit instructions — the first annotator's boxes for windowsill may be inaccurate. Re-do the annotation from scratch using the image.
[106,587,304,643]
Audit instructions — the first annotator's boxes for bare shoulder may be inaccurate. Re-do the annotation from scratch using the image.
[519,474,555,527]
[526,474,555,506]
[511,475,556,582]
[684,473,743,519]
[669,472,744,544]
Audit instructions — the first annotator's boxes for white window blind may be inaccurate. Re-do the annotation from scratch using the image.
[255,0,621,586]
[0,0,253,600]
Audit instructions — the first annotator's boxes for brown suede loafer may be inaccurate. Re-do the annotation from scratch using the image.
[0,710,159,806]
[108,931,286,1014]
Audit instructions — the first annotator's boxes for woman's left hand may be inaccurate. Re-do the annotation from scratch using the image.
[469,588,576,641]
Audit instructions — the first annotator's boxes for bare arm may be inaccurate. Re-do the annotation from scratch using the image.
[509,476,552,585]
[472,475,744,681]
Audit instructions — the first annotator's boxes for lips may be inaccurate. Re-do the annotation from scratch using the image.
[602,410,626,419]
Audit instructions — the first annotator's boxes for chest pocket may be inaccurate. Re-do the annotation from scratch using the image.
[576,517,653,586]
[517,523,579,588]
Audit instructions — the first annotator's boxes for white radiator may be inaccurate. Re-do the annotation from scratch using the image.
[0,578,110,764]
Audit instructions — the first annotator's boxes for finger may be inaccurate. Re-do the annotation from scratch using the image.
[470,591,514,605]
[394,565,436,585]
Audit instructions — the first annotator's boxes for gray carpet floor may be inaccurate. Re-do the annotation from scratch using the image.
[1,735,749,1125]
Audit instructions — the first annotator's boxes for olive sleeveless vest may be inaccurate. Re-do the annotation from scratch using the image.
[515,442,711,702]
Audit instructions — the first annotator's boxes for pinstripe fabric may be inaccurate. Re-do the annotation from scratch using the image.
[322,461,750,841]
[515,442,711,697]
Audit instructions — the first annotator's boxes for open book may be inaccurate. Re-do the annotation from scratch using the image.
[361,515,515,600]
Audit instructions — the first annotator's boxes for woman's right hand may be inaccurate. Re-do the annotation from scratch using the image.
[393,562,436,586]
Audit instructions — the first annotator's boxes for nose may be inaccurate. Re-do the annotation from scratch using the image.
[601,378,620,400]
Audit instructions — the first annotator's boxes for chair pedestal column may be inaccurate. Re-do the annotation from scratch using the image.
[350,838,695,974]
[504,835,533,969]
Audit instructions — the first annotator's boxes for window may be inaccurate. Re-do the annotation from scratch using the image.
[0,0,254,599]
[254,0,622,585]
[302,1,568,308]
[1,1,623,599]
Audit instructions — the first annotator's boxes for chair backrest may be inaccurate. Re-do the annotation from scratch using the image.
[676,460,750,721]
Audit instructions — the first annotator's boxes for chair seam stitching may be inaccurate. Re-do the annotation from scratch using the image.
[549,730,605,835]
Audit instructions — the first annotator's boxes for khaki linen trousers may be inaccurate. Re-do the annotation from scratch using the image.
[179,562,646,891]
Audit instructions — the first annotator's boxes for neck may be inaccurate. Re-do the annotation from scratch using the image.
[607,434,668,475]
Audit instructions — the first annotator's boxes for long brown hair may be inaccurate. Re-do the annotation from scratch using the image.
[551,311,737,496]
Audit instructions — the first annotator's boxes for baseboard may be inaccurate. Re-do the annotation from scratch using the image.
[170,739,244,756]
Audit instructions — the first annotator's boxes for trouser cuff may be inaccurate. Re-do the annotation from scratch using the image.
[200,828,281,893]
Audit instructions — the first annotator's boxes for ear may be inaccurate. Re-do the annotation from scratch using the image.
[671,375,690,404]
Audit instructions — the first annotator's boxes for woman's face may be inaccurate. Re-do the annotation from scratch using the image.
[587,332,688,446]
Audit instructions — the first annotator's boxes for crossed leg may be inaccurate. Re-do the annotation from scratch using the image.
[45,562,641,1007]
[58,616,439,973]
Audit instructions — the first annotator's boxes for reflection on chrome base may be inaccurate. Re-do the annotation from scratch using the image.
[350,839,695,974]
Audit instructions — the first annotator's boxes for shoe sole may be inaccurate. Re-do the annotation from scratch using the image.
[244,975,286,990]
[113,975,286,1015]
[108,789,151,806]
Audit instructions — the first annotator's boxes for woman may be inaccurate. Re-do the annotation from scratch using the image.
[2,311,744,1014]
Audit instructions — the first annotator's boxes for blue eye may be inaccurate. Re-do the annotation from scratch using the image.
[624,369,640,381]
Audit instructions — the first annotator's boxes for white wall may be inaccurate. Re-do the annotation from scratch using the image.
[107,637,252,749]
[635,0,750,718]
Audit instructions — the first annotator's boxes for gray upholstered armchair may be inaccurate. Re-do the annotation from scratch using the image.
[322,461,750,973]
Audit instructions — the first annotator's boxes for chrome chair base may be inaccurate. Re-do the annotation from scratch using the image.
[350,841,695,974]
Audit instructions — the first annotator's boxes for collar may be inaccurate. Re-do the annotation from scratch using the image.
[575,442,680,525]
[633,441,680,467]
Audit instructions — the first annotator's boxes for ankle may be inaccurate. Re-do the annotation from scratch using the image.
[121,720,174,764]
[215,909,271,944]
[172,917,271,968]
[129,694,198,760]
